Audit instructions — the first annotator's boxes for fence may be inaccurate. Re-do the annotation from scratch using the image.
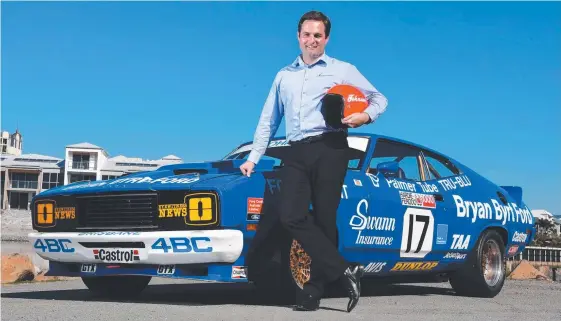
[508,246,561,281]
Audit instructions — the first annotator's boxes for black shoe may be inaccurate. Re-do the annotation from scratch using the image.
[293,292,320,311]
[341,265,364,312]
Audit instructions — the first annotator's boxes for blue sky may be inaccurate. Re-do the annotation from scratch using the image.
[2,1,560,214]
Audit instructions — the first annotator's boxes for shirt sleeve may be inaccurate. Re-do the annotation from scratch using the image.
[247,73,285,164]
[343,64,388,123]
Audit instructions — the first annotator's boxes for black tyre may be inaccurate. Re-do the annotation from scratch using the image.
[449,229,506,298]
[81,275,151,298]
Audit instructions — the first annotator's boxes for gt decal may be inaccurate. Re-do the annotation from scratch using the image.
[151,237,213,253]
[81,264,96,273]
[157,265,175,275]
[400,208,434,258]
[34,238,74,253]
[390,261,438,271]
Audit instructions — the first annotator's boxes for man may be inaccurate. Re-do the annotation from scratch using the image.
[240,10,388,312]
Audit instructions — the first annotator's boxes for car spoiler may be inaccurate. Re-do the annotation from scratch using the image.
[500,185,523,206]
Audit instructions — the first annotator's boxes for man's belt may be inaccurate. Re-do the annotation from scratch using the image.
[289,131,347,145]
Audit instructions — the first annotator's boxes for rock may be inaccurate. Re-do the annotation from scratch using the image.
[508,260,550,281]
[1,253,76,284]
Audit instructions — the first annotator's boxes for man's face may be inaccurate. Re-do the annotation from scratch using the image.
[297,20,329,60]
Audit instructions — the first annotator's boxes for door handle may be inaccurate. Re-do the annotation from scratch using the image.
[433,193,444,202]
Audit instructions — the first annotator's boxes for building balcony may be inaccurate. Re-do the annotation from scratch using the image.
[9,180,38,189]
[69,161,96,171]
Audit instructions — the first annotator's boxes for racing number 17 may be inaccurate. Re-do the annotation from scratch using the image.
[400,208,434,258]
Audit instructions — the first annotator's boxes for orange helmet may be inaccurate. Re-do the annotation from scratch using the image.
[326,84,369,118]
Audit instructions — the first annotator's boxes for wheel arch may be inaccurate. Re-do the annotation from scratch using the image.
[481,225,508,247]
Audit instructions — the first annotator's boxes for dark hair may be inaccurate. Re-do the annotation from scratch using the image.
[298,11,331,37]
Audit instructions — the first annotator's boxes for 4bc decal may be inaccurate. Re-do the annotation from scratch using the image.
[400,208,434,258]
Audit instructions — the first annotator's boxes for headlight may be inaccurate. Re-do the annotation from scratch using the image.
[184,192,219,226]
[157,191,219,227]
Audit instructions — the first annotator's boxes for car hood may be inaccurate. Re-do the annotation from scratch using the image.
[36,159,275,197]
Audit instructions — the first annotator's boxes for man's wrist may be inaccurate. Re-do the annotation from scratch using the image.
[247,150,261,165]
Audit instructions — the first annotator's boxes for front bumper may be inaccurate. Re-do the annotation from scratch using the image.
[28,229,244,265]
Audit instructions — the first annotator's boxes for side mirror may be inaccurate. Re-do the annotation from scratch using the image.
[377,161,400,177]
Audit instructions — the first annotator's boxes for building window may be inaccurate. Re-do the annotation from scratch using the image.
[101,175,119,180]
[72,154,91,170]
[69,173,96,183]
[9,172,39,189]
[42,173,61,190]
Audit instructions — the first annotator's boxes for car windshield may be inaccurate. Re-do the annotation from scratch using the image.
[223,136,371,170]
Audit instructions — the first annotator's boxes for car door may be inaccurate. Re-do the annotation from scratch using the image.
[339,138,448,274]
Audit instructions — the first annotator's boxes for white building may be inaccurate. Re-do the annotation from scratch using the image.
[1,130,184,209]
[532,209,560,236]
[1,153,63,210]
[1,129,23,156]
[64,142,183,184]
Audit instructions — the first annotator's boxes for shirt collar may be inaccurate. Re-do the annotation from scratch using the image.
[292,52,330,68]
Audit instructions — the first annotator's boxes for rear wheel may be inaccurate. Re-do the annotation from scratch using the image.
[81,275,151,298]
[449,229,506,297]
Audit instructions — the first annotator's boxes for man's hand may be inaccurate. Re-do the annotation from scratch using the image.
[342,112,371,128]
[240,160,255,177]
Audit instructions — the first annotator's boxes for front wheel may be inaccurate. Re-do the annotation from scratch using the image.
[81,275,152,298]
[449,229,506,298]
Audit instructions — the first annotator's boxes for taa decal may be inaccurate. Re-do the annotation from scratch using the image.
[151,237,213,253]
[390,261,438,271]
[364,262,386,273]
[451,234,470,250]
[400,208,434,258]
[231,266,247,279]
[157,265,175,275]
[34,238,74,253]
[93,249,140,262]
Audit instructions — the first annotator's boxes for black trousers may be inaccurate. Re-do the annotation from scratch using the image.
[247,132,350,297]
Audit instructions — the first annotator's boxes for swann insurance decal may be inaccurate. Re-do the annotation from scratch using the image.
[349,199,395,246]
[453,194,533,225]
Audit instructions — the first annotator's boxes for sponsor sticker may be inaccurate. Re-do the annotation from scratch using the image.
[93,249,140,263]
[349,199,395,246]
[364,262,386,273]
[247,198,263,214]
[390,261,438,271]
[512,231,528,243]
[508,245,519,256]
[443,252,467,260]
[399,191,436,209]
[436,224,448,245]
[81,264,97,273]
[353,179,363,187]
[231,266,247,279]
[157,265,175,275]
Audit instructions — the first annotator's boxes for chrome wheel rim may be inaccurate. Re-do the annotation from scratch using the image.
[482,239,503,287]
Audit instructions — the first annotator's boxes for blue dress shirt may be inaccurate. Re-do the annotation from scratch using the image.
[247,53,388,165]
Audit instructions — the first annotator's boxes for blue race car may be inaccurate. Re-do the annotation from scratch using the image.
[28,133,535,299]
